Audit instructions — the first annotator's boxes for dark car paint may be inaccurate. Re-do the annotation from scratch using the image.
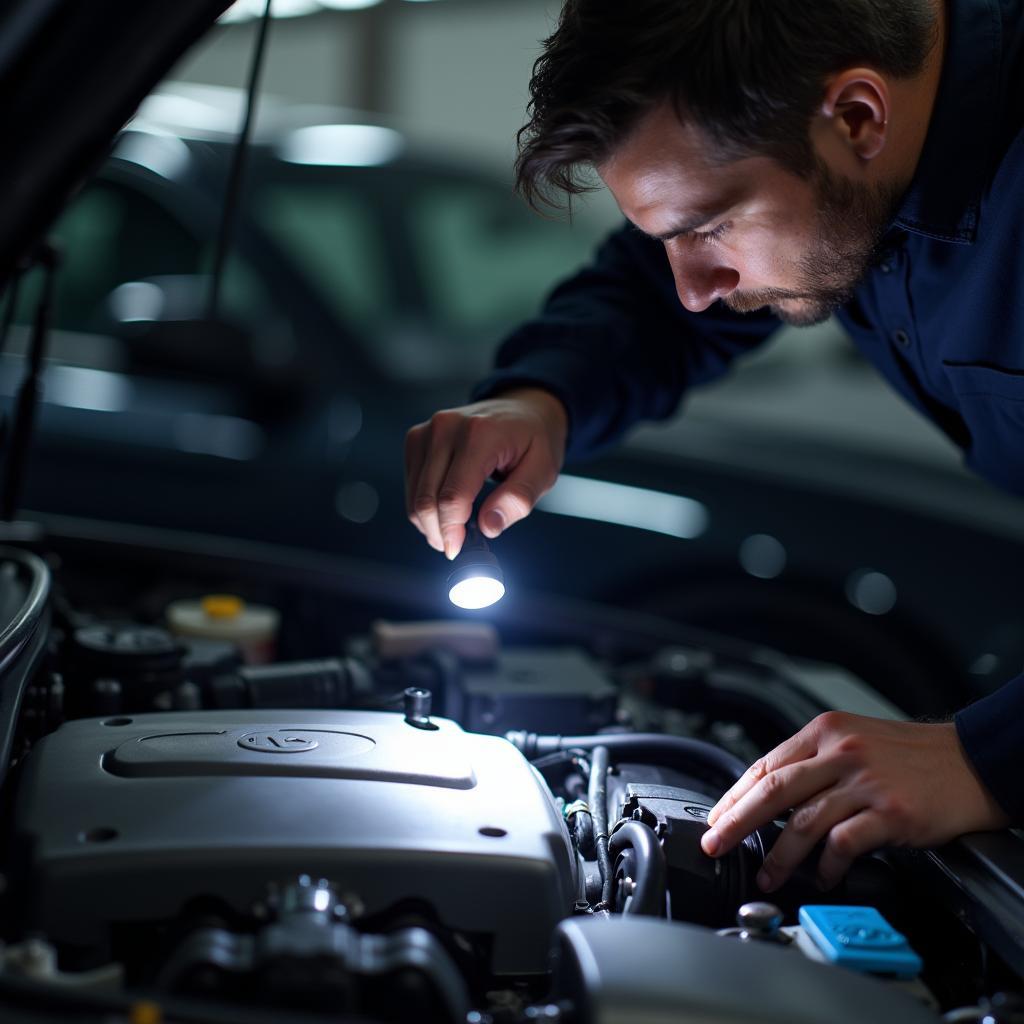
[0,0,233,283]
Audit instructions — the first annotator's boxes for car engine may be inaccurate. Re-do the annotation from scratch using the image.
[16,709,575,979]
[1,532,1023,1024]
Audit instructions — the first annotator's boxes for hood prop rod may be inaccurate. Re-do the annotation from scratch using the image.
[206,0,273,323]
[0,270,25,456]
[1,243,58,522]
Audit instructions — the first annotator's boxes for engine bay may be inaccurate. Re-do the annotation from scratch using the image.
[1,527,1023,1024]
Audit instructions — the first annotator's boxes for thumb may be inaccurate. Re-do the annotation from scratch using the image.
[477,445,557,539]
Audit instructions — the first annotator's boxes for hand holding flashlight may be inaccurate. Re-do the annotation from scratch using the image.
[404,387,568,560]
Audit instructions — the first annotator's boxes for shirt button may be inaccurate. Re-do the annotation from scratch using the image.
[879,260,894,274]
[892,329,911,349]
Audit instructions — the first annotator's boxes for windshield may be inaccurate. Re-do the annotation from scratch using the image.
[253,165,610,381]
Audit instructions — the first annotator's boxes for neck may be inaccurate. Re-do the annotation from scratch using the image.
[886,1,947,188]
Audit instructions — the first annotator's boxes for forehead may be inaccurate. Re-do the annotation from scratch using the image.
[597,102,774,223]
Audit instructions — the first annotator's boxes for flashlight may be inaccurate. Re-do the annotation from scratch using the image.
[447,521,505,610]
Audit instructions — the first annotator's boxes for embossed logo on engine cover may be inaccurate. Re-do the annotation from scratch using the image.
[238,733,319,753]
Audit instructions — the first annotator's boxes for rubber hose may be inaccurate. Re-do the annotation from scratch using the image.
[508,731,747,786]
[572,809,595,859]
[608,820,668,917]
[588,745,614,907]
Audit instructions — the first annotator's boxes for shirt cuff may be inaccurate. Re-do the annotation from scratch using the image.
[955,671,1024,823]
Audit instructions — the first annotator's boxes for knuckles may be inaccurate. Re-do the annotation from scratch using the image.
[824,826,859,860]
[813,710,854,737]
[404,422,427,444]
[429,409,463,432]
[437,488,468,517]
[875,793,910,825]
[412,495,437,517]
[787,803,820,837]
[756,769,788,802]
[462,414,496,442]
[833,733,869,760]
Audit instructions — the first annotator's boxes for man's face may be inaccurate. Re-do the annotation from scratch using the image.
[597,103,904,326]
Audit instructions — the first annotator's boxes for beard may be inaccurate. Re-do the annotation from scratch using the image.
[723,159,906,327]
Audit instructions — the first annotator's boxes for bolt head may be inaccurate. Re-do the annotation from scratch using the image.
[737,901,783,934]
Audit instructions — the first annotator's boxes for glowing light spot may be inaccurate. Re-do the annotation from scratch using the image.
[449,576,505,610]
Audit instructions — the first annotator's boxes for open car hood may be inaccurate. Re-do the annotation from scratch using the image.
[0,0,232,287]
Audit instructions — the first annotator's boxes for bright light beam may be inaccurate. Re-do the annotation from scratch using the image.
[448,576,506,611]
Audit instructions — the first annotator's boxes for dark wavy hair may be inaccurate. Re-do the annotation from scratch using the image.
[515,0,938,211]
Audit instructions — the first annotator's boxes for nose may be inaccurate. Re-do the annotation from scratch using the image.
[667,245,740,313]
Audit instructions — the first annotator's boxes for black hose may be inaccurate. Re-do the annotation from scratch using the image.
[571,808,595,859]
[507,730,747,787]
[588,745,614,908]
[609,820,667,917]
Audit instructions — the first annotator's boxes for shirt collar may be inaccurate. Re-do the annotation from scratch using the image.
[892,0,1003,244]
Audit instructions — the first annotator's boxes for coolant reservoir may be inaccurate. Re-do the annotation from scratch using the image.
[166,594,279,664]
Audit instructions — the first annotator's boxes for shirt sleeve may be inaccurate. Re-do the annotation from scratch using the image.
[955,672,1024,823]
[471,222,782,461]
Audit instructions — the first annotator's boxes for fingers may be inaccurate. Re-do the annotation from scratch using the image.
[406,411,498,559]
[700,714,981,894]
[405,392,567,558]
[755,788,869,893]
[707,723,821,829]
[434,433,504,560]
[816,810,890,891]
[405,419,456,555]
[404,424,442,553]
[477,443,556,539]
[701,756,841,859]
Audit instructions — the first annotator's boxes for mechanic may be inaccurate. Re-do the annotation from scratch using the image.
[403,0,1022,892]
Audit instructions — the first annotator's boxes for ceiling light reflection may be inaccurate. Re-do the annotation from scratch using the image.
[279,124,404,166]
[113,132,191,181]
[173,413,265,461]
[219,0,383,21]
[268,0,321,16]
[320,0,383,8]
[537,475,708,540]
[846,570,897,616]
[218,0,269,23]
[44,366,132,413]
[739,534,786,579]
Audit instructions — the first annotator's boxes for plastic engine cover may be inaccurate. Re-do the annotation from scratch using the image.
[14,710,576,974]
[552,917,940,1024]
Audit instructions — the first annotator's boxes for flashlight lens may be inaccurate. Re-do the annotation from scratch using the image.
[448,575,506,610]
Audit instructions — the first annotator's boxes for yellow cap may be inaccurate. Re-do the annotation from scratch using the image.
[201,594,245,620]
[130,1002,163,1024]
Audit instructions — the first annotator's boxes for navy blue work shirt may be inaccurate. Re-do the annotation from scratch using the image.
[473,0,1024,821]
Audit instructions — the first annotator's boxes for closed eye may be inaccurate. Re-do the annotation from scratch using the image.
[691,222,730,244]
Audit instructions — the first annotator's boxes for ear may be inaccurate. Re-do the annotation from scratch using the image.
[820,68,890,161]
